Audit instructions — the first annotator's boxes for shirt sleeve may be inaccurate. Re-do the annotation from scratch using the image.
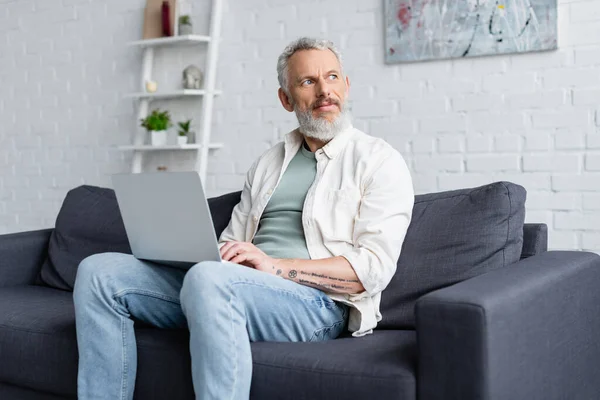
[218,158,260,249]
[340,150,414,297]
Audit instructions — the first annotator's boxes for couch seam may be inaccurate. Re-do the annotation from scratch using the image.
[418,299,487,312]
[252,362,415,382]
[0,324,74,336]
[412,184,505,205]
[0,381,76,399]
[413,192,468,204]
[500,182,511,267]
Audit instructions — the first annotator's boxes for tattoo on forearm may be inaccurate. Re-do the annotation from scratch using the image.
[298,279,354,292]
[288,269,360,293]
[298,271,359,283]
[276,269,282,276]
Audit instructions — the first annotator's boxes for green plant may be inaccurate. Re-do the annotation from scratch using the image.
[140,109,172,131]
[179,15,191,25]
[177,119,192,136]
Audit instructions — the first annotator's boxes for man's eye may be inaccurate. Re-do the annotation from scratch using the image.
[302,79,313,86]
[329,74,338,79]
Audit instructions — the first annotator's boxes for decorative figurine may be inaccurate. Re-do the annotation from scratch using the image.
[182,65,203,89]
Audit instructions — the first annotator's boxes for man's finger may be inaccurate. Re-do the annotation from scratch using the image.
[219,241,237,257]
[231,253,256,268]
[222,243,243,261]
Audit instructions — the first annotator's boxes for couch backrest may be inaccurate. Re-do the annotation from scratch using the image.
[40,182,527,332]
[377,181,527,329]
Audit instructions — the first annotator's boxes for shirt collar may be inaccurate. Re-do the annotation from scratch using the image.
[284,124,354,160]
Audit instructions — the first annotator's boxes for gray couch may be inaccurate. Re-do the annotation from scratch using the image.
[1,181,599,399]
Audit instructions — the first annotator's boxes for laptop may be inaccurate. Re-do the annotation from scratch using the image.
[111,172,222,269]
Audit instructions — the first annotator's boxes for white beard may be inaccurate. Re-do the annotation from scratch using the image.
[294,103,352,142]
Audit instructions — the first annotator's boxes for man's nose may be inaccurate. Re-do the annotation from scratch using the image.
[315,78,330,98]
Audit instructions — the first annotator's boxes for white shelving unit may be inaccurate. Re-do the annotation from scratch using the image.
[119,0,223,182]
[124,89,223,100]
[119,143,224,151]
[128,34,212,47]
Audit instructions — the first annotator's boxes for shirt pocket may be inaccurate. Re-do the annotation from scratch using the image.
[320,188,362,242]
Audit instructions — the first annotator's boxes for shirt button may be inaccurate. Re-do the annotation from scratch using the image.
[253,216,258,222]
[267,189,273,195]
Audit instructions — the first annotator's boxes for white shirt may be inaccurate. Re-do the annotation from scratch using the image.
[218,126,414,337]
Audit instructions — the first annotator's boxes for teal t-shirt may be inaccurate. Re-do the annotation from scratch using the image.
[252,142,316,259]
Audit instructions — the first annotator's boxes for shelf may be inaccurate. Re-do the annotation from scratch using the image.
[127,35,211,48]
[118,143,224,151]
[125,89,222,100]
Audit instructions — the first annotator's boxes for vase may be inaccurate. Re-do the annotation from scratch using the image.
[179,23,193,35]
[150,130,167,146]
[161,1,172,36]
[177,136,188,145]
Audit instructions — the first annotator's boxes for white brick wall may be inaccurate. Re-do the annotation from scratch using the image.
[1,0,599,254]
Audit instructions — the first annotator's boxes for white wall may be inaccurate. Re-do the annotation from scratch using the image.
[1,0,599,253]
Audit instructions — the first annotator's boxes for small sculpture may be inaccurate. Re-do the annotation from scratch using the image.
[182,65,203,89]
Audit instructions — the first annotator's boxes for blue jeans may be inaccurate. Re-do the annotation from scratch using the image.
[73,252,349,400]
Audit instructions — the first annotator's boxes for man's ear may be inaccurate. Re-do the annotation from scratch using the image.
[345,75,351,96]
[278,88,294,112]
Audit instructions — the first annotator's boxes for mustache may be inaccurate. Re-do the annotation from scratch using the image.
[312,98,340,109]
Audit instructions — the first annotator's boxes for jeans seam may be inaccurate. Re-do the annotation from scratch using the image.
[309,318,345,342]
[228,290,239,400]
[117,307,128,400]
[113,288,181,305]
[108,289,180,399]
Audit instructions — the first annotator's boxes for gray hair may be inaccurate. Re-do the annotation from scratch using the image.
[276,37,344,96]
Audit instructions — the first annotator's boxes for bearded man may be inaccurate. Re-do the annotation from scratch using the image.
[73,37,414,400]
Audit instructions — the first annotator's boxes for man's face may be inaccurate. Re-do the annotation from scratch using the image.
[278,49,351,142]
[280,49,350,122]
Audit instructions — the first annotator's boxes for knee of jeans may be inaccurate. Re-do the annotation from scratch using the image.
[73,253,124,299]
[180,261,223,298]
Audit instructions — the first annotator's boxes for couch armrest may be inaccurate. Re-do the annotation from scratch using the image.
[0,228,53,287]
[416,251,600,400]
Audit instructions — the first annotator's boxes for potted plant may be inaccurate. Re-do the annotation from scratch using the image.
[177,119,192,145]
[179,15,193,35]
[140,109,172,146]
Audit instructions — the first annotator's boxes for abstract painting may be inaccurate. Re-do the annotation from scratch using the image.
[385,0,557,63]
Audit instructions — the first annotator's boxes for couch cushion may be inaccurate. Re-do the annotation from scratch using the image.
[0,286,416,399]
[0,285,195,398]
[39,186,131,291]
[378,181,527,329]
[0,286,78,396]
[250,330,417,399]
[39,185,242,291]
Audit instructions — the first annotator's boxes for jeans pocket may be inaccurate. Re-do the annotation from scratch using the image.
[309,305,348,342]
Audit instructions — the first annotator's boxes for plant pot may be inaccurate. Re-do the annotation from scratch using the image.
[150,130,167,146]
[179,23,193,35]
[177,136,188,145]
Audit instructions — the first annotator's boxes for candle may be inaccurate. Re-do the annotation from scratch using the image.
[145,80,157,93]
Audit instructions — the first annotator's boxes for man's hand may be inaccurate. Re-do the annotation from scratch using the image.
[220,241,282,275]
